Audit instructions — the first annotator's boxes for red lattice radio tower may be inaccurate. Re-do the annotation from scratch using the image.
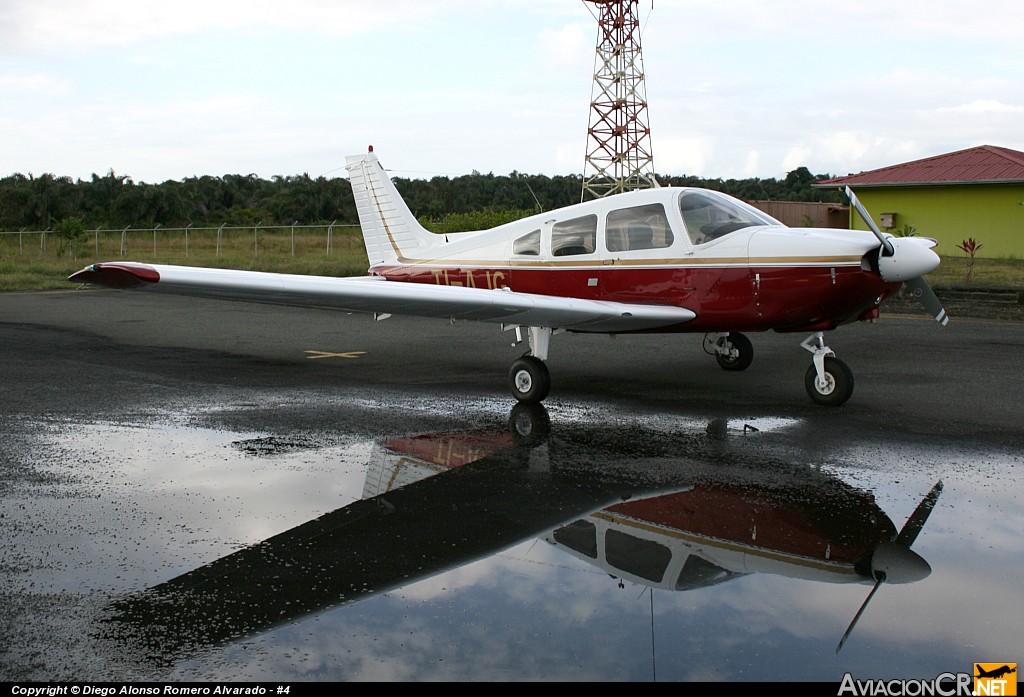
[582,0,657,200]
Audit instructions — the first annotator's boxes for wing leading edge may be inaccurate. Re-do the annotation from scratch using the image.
[70,262,696,333]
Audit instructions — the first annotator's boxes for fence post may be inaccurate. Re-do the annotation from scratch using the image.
[120,226,130,256]
[185,223,193,257]
[291,221,298,257]
[153,224,160,256]
[217,223,225,256]
[254,221,261,257]
[94,228,99,256]
[327,220,336,255]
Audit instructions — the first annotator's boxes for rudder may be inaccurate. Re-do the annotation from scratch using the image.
[345,148,439,268]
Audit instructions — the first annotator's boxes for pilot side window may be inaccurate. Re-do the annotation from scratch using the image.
[605,203,674,252]
[678,190,775,246]
[512,229,541,256]
[551,215,597,256]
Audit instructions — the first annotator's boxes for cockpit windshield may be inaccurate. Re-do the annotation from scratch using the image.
[678,191,778,246]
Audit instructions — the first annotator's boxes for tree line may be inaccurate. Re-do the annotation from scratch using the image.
[0,166,841,231]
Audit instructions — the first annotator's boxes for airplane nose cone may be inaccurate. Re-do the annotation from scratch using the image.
[871,541,931,584]
[878,237,941,283]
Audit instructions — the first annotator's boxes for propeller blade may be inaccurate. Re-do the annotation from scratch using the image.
[845,186,894,256]
[903,277,949,326]
[836,576,885,654]
[896,480,944,547]
[836,480,944,653]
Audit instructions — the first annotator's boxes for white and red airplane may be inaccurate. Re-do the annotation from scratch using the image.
[70,147,948,406]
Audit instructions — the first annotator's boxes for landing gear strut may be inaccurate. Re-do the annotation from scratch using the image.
[508,326,553,404]
[801,332,854,406]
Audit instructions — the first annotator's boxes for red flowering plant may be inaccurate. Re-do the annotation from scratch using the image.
[957,237,983,282]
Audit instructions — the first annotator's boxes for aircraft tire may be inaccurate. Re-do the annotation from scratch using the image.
[715,333,754,371]
[508,402,551,446]
[804,356,854,406]
[509,356,550,405]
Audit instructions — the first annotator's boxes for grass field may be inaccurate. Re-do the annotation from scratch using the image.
[0,226,370,291]
[1,227,1021,292]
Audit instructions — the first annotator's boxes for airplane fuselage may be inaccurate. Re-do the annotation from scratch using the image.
[368,187,898,334]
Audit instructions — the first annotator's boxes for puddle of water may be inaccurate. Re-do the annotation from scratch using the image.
[2,402,1022,681]
[2,418,373,593]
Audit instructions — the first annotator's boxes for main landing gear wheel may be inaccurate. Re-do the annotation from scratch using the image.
[715,333,754,371]
[509,356,550,404]
[804,356,854,406]
[508,403,551,446]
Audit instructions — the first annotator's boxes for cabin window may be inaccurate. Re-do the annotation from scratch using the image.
[674,555,743,591]
[605,203,674,252]
[605,529,671,583]
[552,520,598,558]
[551,215,597,256]
[513,229,541,256]
[678,191,775,245]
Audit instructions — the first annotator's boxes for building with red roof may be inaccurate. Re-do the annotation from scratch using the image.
[818,145,1024,258]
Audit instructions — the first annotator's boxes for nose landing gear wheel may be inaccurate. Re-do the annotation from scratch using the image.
[509,356,550,404]
[715,332,754,371]
[804,356,854,406]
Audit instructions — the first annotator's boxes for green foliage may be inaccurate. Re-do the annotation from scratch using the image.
[892,224,918,237]
[419,209,536,234]
[1,164,843,232]
[53,216,87,256]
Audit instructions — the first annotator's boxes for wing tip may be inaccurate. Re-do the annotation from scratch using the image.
[69,262,160,289]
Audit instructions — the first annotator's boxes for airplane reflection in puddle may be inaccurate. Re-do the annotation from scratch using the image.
[110,405,940,662]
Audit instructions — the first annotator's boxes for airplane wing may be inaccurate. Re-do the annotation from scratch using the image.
[69,262,696,333]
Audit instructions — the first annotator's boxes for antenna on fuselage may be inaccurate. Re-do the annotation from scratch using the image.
[516,173,544,213]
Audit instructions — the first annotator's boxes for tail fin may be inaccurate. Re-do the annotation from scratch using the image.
[345,148,440,267]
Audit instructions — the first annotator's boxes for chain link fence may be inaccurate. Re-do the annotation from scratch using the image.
[0,222,364,259]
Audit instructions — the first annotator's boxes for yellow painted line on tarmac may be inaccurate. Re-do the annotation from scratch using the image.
[304,350,367,360]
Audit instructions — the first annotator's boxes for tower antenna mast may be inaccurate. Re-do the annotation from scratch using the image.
[581,0,657,200]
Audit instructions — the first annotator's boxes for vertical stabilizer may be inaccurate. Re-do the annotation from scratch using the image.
[345,149,439,267]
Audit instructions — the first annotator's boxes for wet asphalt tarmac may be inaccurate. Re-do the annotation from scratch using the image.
[3,288,1021,437]
[1,289,1022,681]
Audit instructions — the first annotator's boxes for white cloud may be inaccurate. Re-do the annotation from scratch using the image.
[2,1,1024,180]
[0,71,68,94]
[0,0,437,52]
[936,99,1024,117]
[656,136,715,176]
[536,22,591,73]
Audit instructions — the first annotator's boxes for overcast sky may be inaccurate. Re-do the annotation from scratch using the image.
[2,0,1022,183]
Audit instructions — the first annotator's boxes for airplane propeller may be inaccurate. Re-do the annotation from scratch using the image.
[836,480,944,653]
[845,186,949,326]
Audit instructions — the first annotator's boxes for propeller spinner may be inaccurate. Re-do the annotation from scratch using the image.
[845,186,949,326]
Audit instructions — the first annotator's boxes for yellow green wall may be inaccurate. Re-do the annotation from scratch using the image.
[850,184,1024,259]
